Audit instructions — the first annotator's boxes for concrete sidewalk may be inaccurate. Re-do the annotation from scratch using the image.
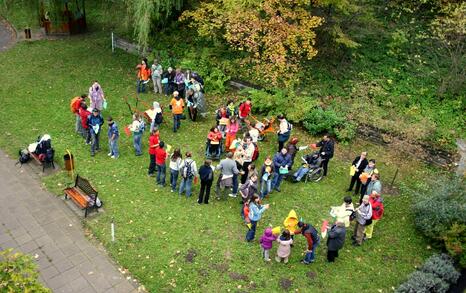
[0,150,138,293]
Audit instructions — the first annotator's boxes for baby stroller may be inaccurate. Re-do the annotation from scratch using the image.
[249,115,275,141]
[292,151,324,183]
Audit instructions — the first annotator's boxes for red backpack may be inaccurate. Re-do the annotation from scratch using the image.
[252,143,259,161]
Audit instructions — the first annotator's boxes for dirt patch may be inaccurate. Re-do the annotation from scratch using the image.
[198,268,209,278]
[279,278,293,291]
[307,271,317,280]
[185,249,197,263]
[213,263,229,272]
[229,272,249,281]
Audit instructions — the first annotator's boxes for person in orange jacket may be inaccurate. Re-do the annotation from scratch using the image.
[136,58,151,93]
[169,91,185,132]
[70,95,86,134]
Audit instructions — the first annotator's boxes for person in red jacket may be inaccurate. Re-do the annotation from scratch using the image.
[207,126,223,159]
[78,104,91,144]
[148,129,160,176]
[155,141,168,186]
[70,95,86,134]
[365,191,384,239]
[238,98,252,131]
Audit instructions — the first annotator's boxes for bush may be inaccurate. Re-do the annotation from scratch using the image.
[303,107,356,142]
[0,249,50,293]
[396,254,460,293]
[421,254,460,284]
[412,177,466,266]
[396,270,449,293]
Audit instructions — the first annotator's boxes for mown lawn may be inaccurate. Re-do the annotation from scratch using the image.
[0,33,437,292]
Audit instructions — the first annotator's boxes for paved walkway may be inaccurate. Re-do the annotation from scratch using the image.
[0,150,138,293]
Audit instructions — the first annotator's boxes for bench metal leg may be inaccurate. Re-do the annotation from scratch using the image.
[84,207,88,218]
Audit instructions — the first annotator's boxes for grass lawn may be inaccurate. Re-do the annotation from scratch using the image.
[0,33,440,292]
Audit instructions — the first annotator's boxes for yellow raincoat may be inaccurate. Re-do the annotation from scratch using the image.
[283,210,299,233]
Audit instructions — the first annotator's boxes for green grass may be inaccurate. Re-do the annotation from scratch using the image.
[0,32,443,292]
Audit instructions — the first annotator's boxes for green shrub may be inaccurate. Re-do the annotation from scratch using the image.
[396,254,460,293]
[412,177,466,267]
[396,271,449,293]
[303,107,343,135]
[421,254,460,284]
[0,249,50,293]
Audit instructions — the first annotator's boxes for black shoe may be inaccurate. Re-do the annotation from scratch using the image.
[346,189,352,192]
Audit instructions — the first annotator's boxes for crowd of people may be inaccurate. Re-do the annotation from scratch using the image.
[69,62,385,265]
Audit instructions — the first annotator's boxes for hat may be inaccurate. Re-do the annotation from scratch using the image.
[264,158,272,165]
[153,102,162,114]
[291,137,298,144]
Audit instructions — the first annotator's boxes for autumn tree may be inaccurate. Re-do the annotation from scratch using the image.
[181,0,323,86]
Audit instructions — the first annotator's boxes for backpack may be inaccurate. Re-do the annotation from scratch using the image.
[306,225,319,243]
[17,149,30,165]
[287,121,293,132]
[182,160,194,179]
[45,148,54,163]
[154,112,163,124]
[252,143,259,162]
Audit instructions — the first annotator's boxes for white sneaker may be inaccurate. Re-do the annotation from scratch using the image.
[111,155,116,159]
[107,153,112,156]
[228,193,237,198]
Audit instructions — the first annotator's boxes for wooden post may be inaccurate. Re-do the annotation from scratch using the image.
[391,168,399,187]
[111,32,114,53]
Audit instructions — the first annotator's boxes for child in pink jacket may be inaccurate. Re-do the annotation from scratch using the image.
[276,229,293,263]
[260,227,277,261]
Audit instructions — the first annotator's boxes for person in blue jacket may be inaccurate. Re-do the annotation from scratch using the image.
[87,108,104,157]
[246,195,270,242]
[271,148,292,192]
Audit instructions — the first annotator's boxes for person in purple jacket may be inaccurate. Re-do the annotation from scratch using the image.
[259,227,277,261]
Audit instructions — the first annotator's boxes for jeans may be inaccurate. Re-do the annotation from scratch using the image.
[170,169,179,190]
[137,79,146,93]
[83,128,90,144]
[179,177,193,197]
[245,220,257,241]
[75,114,82,134]
[164,83,173,96]
[148,154,156,175]
[232,174,239,195]
[152,76,162,94]
[260,178,272,198]
[293,167,309,181]
[108,138,119,157]
[272,172,285,190]
[133,133,142,155]
[303,236,320,263]
[198,180,213,204]
[90,131,100,155]
[173,114,182,132]
[156,164,166,185]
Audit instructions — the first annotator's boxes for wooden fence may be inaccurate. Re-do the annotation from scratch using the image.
[111,32,152,56]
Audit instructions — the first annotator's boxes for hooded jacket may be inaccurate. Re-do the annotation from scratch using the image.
[283,210,299,233]
[277,236,293,258]
[370,196,384,220]
[273,152,292,171]
[260,228,277,250]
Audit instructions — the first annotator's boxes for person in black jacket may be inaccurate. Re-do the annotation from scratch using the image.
[347,151,368,194]
[198,160,214,204]
[315,134,334,177]
[326,221,346,262]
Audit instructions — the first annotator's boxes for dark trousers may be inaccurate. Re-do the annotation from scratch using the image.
[245,220,257,241]
[198,180,213,204]
[148,154,156,175]
[348,173,362,193]
[241,161,251,184]
[321,159,330,176]
[327,250,339,262]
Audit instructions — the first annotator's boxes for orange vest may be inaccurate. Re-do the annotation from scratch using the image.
[170,98,185,114]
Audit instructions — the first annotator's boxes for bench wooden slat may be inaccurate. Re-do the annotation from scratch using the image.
[64,188,89,209]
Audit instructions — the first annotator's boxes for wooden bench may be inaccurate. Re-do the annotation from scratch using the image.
[64,175,101,217]
[29,152,55,172]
